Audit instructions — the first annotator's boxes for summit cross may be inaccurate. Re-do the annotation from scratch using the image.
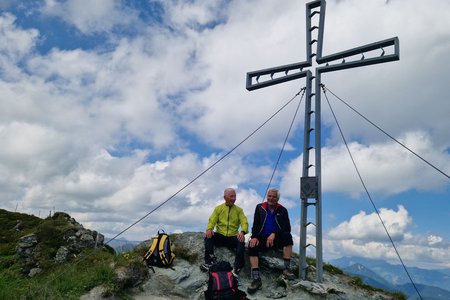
[245,0,399,282]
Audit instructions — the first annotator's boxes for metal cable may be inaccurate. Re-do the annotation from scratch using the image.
[105,87,306,245]
[40,89,306,292]
[261,87,306,202]
[323,85,449,180]
[321,84,423,300]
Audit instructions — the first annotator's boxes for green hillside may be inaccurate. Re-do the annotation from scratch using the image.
[0,209,146,300]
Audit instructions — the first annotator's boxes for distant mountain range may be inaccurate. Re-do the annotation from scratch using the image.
[330,256,450,300]
[105,237,142,254]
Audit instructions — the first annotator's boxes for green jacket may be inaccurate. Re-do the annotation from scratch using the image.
[207,203,248,237]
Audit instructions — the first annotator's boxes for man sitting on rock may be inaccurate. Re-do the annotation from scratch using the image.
[247,188,295,294]
[202,188,248,276]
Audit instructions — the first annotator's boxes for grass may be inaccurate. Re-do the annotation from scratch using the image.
[0,209,143,299]
[0,209,41,247]
[0,247,143,299]
[2,250,106,299]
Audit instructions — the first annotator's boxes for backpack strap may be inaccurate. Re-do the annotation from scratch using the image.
[209,270,236,292]
[211,272,221,290]
[158,234,175,265]
[143,234,159,262]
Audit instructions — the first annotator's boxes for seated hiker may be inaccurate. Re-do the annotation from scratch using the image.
[202,188,248,276]
[247,188,295,294]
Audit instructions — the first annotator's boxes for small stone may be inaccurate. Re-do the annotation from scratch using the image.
[29,267,42,277]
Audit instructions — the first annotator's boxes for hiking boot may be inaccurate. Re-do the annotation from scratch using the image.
[247,278,262,294]
[282,269,296,280]
[200,262,213,272]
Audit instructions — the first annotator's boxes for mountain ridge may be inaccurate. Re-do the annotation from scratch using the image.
[330,256,450,299]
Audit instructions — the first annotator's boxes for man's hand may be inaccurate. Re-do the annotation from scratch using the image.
[249,237,259,248]
[266,233,275,247]
[205,229,214,239]
[237,231,245,243]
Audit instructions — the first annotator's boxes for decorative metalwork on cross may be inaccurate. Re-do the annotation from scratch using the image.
[246,0,399,282]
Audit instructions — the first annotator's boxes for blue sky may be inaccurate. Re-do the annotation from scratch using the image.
[1,0,449,270]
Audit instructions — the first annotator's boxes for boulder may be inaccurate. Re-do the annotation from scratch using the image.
[17,233,38,250]
[55,246,69,263]
[115,263,149,289]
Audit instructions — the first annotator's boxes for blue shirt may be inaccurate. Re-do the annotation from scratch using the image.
[260,209,277,237]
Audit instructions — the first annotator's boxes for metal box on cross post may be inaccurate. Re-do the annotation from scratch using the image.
[301,176,318,198]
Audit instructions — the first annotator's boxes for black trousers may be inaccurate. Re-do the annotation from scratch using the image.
[248,231,293,257]
[204,232,245,269]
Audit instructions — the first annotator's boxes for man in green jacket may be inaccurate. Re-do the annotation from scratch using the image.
[202,188,248,276]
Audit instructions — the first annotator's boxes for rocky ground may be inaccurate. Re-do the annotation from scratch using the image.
[125,232,400,300]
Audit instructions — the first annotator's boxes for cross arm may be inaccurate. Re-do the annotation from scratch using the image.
[246,61,311,91]
[317,37,399,73]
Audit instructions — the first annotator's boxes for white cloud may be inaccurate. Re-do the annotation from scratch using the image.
[328,205,411,241]
[0,122,73,178]
[0,13,38,61]
[13,147,270,241]
[280,131,450,198]
[322,131,450,196]
[174,0,306,152]
[0,13,39,82]
[41,0,138,34]
[161,0,225,30]
[324,206,450,269]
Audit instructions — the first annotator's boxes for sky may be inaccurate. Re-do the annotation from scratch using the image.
[1,0,449,271]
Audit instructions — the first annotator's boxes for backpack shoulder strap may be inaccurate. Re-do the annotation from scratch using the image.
[158,233,175,265]
[143,234,159,261]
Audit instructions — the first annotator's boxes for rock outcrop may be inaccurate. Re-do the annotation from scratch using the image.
[16,211,110,277]
[127,232,399,300]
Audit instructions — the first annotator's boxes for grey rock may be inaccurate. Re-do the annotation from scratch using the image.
[17,233,38,249]
[52,212,72,220]
[115,263,149,289]
[28,267,42,277]
[265,287,287,299]
[55,246,69,263]
[292,279,328,295]
[80,285,115,300]
[80,233,95,245]
[95,232,105,245]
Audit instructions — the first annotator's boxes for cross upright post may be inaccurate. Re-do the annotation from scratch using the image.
[246,0,399,283]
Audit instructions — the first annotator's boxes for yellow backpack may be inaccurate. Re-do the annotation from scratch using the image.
[143,230,175,267]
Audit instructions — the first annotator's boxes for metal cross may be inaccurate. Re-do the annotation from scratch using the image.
[246,0,399,282]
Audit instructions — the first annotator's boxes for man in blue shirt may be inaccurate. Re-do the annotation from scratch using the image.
[247,188,294,294]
